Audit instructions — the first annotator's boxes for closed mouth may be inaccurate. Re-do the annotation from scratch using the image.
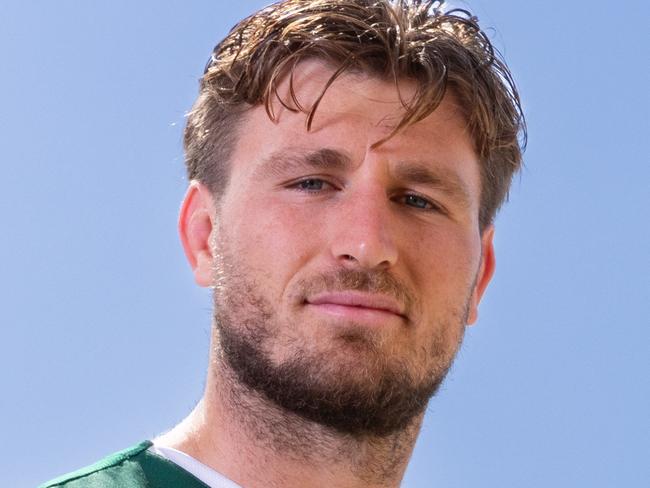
[305,291,406,320]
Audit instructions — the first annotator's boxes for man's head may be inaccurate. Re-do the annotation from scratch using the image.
[179,0,524,439]
[184,0,524,231]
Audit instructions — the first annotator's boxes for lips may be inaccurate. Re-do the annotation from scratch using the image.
[306,291,406,319]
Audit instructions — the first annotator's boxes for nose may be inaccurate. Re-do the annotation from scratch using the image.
[329,189,399,270]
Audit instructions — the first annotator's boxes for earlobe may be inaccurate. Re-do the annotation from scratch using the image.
[466,225,496,325]
[179,181,217,288]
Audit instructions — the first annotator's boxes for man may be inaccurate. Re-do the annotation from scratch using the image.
[41,0,524,487]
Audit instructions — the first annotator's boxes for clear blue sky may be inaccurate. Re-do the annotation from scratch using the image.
[1,1,647,486]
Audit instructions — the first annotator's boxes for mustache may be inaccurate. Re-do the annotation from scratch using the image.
[296,268,416,317]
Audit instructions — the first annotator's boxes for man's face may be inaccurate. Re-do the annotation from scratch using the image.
[189,61,494,436]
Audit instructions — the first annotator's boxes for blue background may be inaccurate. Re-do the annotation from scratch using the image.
[1,1,647,486]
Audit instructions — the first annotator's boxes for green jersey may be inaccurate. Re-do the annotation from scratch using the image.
[39,441,210,488]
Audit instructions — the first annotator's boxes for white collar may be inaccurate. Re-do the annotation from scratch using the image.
[149,443,242,488]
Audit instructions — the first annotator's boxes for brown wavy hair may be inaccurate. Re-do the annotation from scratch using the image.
[184,0,526,230]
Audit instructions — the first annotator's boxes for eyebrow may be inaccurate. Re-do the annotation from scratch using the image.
[392,162,473,208]
[256,147,352,178]
[256,147,473,207]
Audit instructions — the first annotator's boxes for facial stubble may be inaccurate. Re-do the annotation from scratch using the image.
[211,241,470,439]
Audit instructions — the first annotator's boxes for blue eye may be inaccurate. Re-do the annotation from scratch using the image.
[295,178,326,191]
[403,194,434,210]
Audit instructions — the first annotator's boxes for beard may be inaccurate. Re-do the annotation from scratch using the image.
[212,244,470,438]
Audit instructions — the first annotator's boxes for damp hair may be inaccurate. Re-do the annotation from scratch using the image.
[184,0,526,230]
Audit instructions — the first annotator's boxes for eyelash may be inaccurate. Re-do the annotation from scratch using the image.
[291,178,333,192]
[398,194,441,212]
[288,178,444,213]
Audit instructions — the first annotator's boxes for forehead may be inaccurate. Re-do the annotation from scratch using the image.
[230,60,481,202]
[263,60,468,130]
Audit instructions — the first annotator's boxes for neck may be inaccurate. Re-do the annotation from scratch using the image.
[156,355,423,488]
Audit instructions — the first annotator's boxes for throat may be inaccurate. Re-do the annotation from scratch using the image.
[203,353,422,488]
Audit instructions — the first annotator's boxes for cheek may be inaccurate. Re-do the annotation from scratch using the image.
[408,225,481,300]
[225,195,320,286]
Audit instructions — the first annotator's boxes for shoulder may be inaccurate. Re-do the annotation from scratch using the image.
[39,440,211,488]
[39,441,153,488]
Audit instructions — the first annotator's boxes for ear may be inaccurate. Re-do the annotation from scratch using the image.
[466,225,496,325]
[179,181,217,287]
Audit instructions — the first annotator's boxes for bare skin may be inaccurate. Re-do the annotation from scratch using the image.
[156,61,495,488]
[157,359,423,488]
